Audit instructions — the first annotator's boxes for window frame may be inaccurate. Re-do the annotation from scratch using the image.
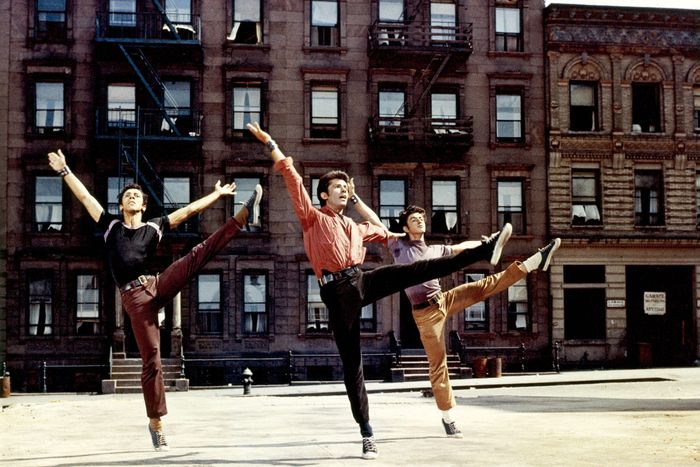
[379,178,407,233]
[569,81,599,132]
[693,86,700,134]
[431,178,459,235]
[32,80,66,136]
[231,81,263,135]
[571,169,602,226]
[495,89,523,143]
[35,0,68,42]
[310,0,340,47]
[27,272,54,337]
[494,5,522,52]
[464,272,488,332]
[306,273,331,333]
[242,272,268,335]
[34,175,64,233]
[634,169,664,227]
[631,82,661,134]
[310,83,341,139]
[506,277,529,332]
[75,273,101,336]
[230,175,263,232]
[360,301,377,333]
[196,273,223,335]
[229,0,264,45]
[497,179,525,235]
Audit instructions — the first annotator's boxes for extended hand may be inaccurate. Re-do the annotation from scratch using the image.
[48,149,67,172]
[215,180,236,197]
[386,231,406,240]
[347,177,356,198]
[246,122,272,144]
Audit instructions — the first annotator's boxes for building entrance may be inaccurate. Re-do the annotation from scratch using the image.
[399,291,422,349]
[123,308,172,358]
[625,266,695,367]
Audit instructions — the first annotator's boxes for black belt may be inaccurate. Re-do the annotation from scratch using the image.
[319,266,360,286]
[120,275,154,293]
[413,293,442,310]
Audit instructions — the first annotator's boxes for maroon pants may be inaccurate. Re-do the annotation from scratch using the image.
[120,217,242,418]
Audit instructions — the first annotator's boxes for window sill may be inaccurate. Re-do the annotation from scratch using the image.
[298,332,333,339]
[224,42,271,53]
[26,130,70,141]
[563,339,608,346]
[487,51,530,59]
[303,46,348,55]
[490,140,528,149]
[570,223,604,229]
[634,225,666,230]
[302,137,348,146]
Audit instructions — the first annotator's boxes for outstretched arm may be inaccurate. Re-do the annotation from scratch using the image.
[167,181,236,228]
[247,122,286,163]
[451,239,484,254]
[347,178,405,241]
[48,149,104,222]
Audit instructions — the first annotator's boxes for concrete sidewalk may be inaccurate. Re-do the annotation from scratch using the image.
[2,368,700,466]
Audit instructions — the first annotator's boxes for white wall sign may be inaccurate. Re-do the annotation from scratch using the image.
[644,291,666,315]
[607,299,625,308]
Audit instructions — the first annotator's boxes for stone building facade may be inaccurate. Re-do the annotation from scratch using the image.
[544,4,700,368]
[2,0,548,391]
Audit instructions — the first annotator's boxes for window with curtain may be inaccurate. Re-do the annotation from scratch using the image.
[497,180,524,234]
[379,179,406,233]
[107,176,132,214]
[232,177,263,231]
[496,91,523,142]
[29,275,53,336]
[507,278,528,331]
[197,274,222,334]
[36,0,67,41]
[378,87,404,127]
[495,6,521,52]
[162,81,192,134]
[431,92,458,132]
[431,180,458,234]
[635,170,663,226]
[694,86,700,133]
[307,274,330,332]
[35,82,64,133]
[464,273,487,331]
[311,84,340,138]
[34,176,63,232]
[430,0,456,43]
[696,173,700,226]
[631,82,661,133]
[243,273,267,334]
[311,0,339,46]
[109,0,136,27]
[107,84,136,127]
[76,274,100,335]
[233,83,262,130]
[229,0,262,44]
[569,81,598,132]
[571,170,602,226]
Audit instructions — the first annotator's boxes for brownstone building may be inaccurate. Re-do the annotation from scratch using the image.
[2,0,548,391]
[545,4,700,368]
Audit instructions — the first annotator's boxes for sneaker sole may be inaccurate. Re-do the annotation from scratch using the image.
[249,185,263,227]
[540,238,561,272]
[490,223,512,265]
[446,433,464,439]
[362,452,379,460]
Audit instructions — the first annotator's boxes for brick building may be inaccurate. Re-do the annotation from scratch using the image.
[2,0,549,391]
[544,4,700,368]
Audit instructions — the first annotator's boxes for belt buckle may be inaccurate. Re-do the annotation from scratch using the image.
[137,275,148,286]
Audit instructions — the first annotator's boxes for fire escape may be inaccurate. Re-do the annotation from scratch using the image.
[94,0,202,223]
[367,0,474,155]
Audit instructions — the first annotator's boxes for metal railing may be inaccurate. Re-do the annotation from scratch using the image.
[95,12,201,43]
[369,115,474,146]
[96,108,202,139]
[368,20,473,52]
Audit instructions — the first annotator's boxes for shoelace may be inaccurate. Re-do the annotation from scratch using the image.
[445,421,459,433]
[155,432,168,447]
[363,437,377,452]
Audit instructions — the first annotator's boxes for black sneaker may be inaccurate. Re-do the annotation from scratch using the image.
[538,238,561,272]
[243,184,263,227]
[482,223,512,265]
[362,436,378,460]
[441,419,463,438]
[148,424,169,452]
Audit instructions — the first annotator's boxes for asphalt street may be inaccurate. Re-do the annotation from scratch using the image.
[1,368,699,466]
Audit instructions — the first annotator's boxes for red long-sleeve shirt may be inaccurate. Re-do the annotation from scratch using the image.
[274,157,388,278]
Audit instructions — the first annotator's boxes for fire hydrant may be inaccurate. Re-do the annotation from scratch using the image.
[242,368,253,395]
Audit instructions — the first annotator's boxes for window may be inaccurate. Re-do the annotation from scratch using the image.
[360,303,376,333]
[431,92,457,126]
[109,0,136,27]
[571,170,602,226]
[232,83,262,132]
[165,0,191,24]
[432,180,458,234]
[35,82,64,134]
[635,170,663,226]
[507,278,528,331]
[497,180,524,234]
[164,177,196,233]
[464,273,487,331]
[378,87,404,127]
[35,176,63,232]
[379,179,406,232]
[36,0,67,41]
[28,274,53,336]
[107,177,132,214]
[563,265,606,340]
[378,0,404,46]
[311,84,340,138]
[307,274,330,332]
[310,177,322,208]
[569,82,598,132]
[107,84,136,128]
[197,274,222,334]
[229,0,262,44]
[76,274,100,335]
[243,273,267,333]
[696,173,700,226]
[379,0,404,22]
[496,91,522,142]
[694,86,700,133]
[163,80,191,119]
[430,0,456,43]
[232,176,262,231]
[631,83,661,133]
[311,0,339,47]
[495,6,521,52]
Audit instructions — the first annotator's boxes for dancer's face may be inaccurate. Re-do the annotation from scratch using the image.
[321,178,349,212]
[403,212,426,236]
[120,188,147,214]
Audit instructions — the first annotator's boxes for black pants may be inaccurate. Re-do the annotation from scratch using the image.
[319,243,490,436]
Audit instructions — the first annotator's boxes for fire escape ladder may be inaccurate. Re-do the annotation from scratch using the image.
[405,0,426,22]
[150,0,181,41]
[118,139,165,212]
[406,52,451,118]
[117,44,181,136]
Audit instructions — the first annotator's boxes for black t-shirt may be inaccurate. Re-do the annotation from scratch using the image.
[97,212,170,287]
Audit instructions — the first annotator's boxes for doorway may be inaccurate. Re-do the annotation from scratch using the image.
[625,266,695,367]
[399,291,422,349]
[123,306,172,358]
